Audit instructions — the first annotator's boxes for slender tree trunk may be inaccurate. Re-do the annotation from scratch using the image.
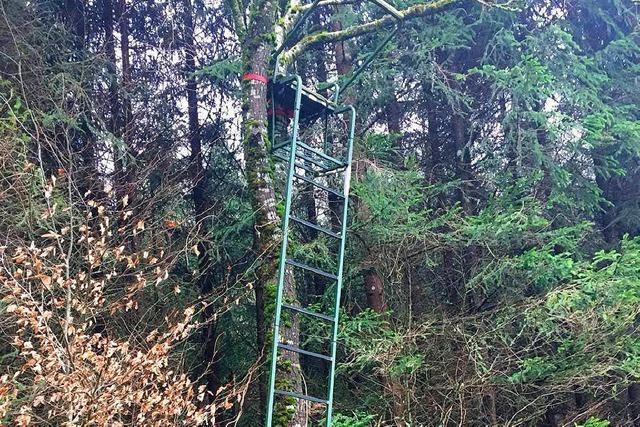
[328,9,352,229]
[101,0,126,216]
[114,0,136,246]
[118,0,132,173]
[101,0,119,138]
[385,84,403,165]
[364,269,386,313]
[363,269,407,425]
[63,0,85,49]
[452,113,472,214]
[425,94,441,184]
[119,0,131,150]
[594,154,622,245]
[332,10,352,77]
[182,0,223,402]
[629,383,640,426]
[385,85,402,135]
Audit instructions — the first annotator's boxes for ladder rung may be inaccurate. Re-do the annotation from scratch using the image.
[274,390,328,405]
[278,145,332,171]
[274,140,345,168]
[293,173,344,198]
[291,216,341,239]
[297,141,347,169]
[286,259,338,281]
[319,162,348,173]
[282,303,335,322]
[273,150,317,174]
[278,343,333,361]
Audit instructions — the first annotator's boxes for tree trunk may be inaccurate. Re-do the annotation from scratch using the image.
[101,0,127,217]
[364,269,386,313]
[363,269,407,425]
[326,9,354,231]
[118,0,132,168]
[114,0,136,246]
[118,0,131,150]
[241,2,306,424]
[63,0,85,49]
[385,84,403,165]
[628,383,640,426]
[182,0,223,402]
[385,87,402,135]
[452,113,472,214]
[101,0,119,138]
[424,92,441,185]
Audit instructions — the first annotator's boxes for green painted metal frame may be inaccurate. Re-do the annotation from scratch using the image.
[266,2,401,425]
[325,105,355,425]
[265,74,304,427]
[265,73,356,426]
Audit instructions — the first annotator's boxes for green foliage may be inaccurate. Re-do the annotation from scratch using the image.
[351,164,454,245]
[361,132,398,161]
[577,417,611,427]
[506,357,558,384]
[337,309,398,372]
[513,236,640,388]
[390,354,424,378]
[330,411,377,427]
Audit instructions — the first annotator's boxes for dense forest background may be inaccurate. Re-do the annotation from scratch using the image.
[1,0,639,425]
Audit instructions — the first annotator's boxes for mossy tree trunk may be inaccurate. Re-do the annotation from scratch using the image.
[240,2,306,424]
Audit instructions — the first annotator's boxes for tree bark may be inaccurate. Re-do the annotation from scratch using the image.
[364,269,387,313]
[328,9,352,230]
[425,94,441,184]
[118,0,131,149]
[63,0,85,49]
[385,85,402,135]
[452,113,472,214]
[182,0,223,402]
[629,383,640,426]
[363,269,407,425]
[101,0,127,214]
[114,0,136,247]
[101,0,119,138]
[241,2,306,424]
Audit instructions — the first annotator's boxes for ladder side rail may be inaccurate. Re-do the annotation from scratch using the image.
[265,75,304,427]
[325,105,356,426]
[339,25,400,95]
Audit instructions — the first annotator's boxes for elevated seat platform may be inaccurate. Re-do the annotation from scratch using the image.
[270,76,337,122]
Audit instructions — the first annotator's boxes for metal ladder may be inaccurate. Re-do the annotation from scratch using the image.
[265,75,355,426]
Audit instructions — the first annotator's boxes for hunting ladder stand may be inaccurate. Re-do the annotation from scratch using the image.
[265,2,402,425]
